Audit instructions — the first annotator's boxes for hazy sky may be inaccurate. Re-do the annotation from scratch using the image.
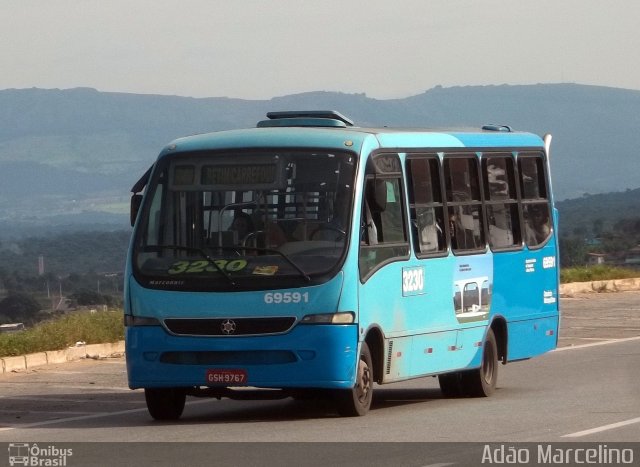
[2,1,640,100]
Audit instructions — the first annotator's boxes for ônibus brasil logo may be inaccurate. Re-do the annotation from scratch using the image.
[8,443,73,466]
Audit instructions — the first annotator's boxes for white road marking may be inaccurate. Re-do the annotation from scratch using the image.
[0,410,100,415]
[554,335,640,352]
[0,396,142,405]
[49,385,135,392]
[562,417,640,438]
[0,407,149,432]
[0,398,214,432]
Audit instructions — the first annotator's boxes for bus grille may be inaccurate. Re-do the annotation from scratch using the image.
[160,350,297,365]
[163,317,296,336]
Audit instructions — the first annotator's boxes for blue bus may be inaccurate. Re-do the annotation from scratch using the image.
[125,111,559,419]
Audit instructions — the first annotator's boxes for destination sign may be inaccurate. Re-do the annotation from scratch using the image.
[202,164,278,186]
[173,165,196,185]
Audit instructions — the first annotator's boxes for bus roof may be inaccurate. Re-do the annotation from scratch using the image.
[158,111,544,158]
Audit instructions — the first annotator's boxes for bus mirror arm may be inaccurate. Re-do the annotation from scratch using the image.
[130,194,143,227]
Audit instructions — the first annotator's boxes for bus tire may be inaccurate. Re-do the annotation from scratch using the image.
[463,328,498,397]
[145,387,186,420]
[336,342,373,416]
[438,372,464,397]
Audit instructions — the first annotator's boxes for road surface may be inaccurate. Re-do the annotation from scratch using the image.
[1,292,638,465]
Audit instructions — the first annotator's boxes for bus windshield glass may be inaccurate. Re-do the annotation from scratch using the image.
[132,149,356,290]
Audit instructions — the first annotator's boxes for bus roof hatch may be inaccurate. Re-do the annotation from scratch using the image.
[482,124,513,132]
[257,110,355,128]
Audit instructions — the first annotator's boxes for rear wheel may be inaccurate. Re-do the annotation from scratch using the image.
[462,328,498,397]
[144,388,187,420]
[336,342,373,416]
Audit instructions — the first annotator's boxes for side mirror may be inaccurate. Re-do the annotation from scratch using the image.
[130,194,143,227]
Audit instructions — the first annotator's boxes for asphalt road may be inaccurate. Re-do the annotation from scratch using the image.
[1,292,639,465]
[559,290,640,346]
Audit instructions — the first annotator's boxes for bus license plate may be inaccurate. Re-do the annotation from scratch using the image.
[206,369,248,385]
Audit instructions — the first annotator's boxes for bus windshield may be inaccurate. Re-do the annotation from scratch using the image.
[132,149,356,290]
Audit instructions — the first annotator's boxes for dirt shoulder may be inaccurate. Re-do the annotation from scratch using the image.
[559,277,640,295]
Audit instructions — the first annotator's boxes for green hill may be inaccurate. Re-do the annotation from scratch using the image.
[556,188,640,237]
[2,84,640,236]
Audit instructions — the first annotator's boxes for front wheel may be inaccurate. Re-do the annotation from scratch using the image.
[462,328,498,397]
[335,342,373,416]
[438,371,464,397]
[145,388,186,420]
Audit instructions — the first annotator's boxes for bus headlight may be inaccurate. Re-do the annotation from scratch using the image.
[300,312,355,324]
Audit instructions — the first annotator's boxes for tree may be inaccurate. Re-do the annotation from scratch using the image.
[0,292,42,324]
[571,226,588,239]
[592,218,604,238]
[559,236,587,267]
[70,289,105,306]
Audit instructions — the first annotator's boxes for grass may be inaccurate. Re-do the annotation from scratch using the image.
[560,265,640,284]
[0,310,123,358]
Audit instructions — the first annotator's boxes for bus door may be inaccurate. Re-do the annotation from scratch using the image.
[358,167,413,381]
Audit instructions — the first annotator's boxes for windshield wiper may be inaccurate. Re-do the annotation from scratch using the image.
[144,245,236,286]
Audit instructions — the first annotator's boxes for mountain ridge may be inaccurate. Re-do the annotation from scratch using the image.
[1,84,639,227]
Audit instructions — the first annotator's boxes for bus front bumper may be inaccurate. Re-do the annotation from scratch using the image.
[125,323,358,390]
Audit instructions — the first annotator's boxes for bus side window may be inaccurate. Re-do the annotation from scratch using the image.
[444,156,485,253]
[519,155,552,248]
[523,204,551,246]
[359,175,409,280]
[407,156,446,255]
[482,155,521,250]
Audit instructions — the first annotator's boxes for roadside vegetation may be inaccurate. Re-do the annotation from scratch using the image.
[0,310,123,358]
[3,265,640,358]
[0,221,639,358]
[560,265,639,284]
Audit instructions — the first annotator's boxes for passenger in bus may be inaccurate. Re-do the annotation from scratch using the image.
[524,205,551,246]
[238,213,287,249]
[229,211,255,244]
[448,212,458,249]
[412,208,444,252]
[264,221,287,248]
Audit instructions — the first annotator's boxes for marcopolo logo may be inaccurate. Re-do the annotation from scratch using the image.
[8,443,73,466]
